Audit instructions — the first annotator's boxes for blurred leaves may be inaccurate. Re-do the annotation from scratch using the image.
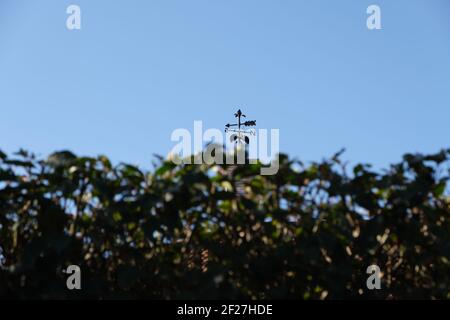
[0,148,449,299]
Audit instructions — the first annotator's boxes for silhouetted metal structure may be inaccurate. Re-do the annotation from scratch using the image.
[225,109,256,145]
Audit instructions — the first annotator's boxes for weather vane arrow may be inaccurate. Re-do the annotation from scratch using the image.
[225,109,256,144]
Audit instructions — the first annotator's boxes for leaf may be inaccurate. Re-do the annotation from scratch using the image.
[434,181,446,197]
[155,161,176,176]
[47,150,77,167]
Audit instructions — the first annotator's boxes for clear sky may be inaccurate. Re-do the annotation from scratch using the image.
[1,0,449,170]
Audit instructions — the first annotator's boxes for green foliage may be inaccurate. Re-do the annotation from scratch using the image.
[0,148,449,299]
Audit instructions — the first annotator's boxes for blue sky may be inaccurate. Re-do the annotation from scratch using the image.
[1,0,449,169]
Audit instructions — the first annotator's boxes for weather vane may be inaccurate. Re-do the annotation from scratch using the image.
[225,109,256,144]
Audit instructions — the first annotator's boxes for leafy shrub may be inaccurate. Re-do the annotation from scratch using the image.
[0,148,449,299]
